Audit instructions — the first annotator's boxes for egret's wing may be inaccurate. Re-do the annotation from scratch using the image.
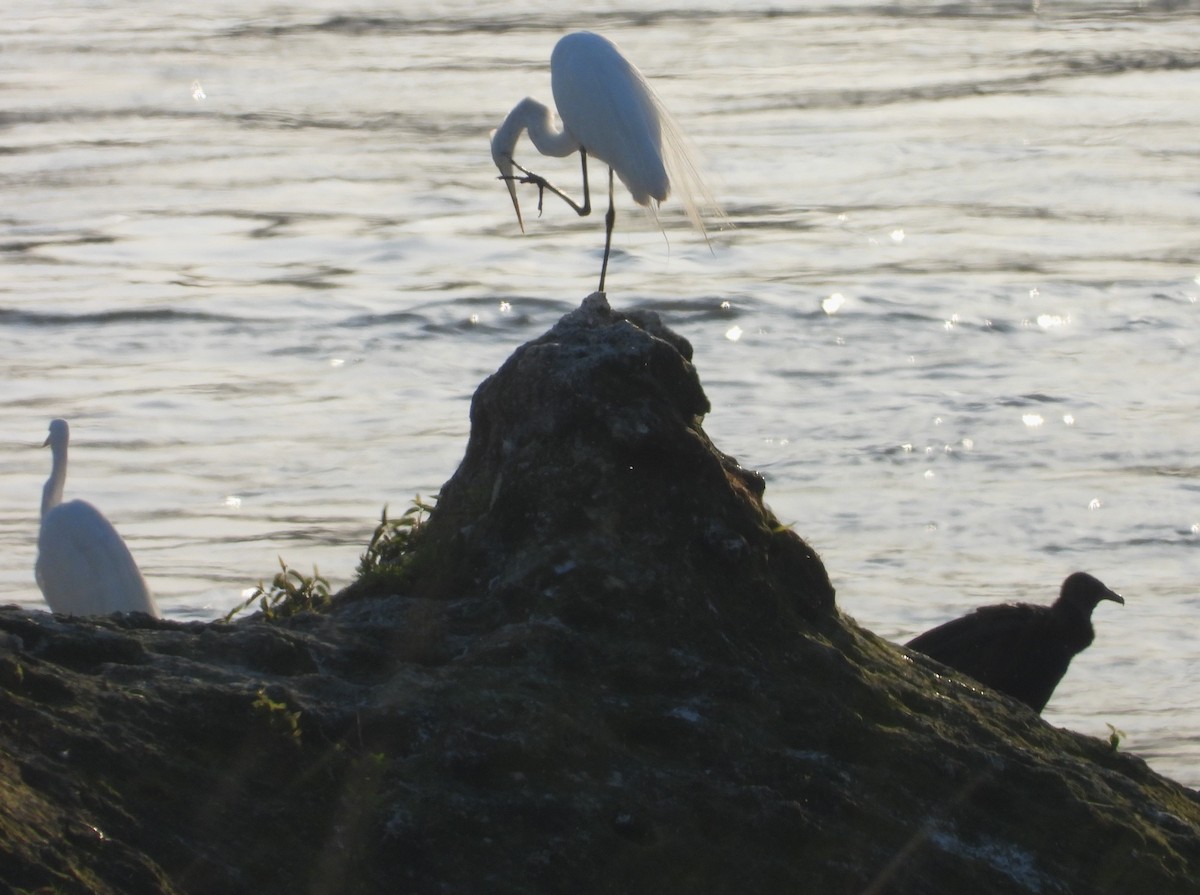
[551,32,722,235]
[37,500,157,616]
[551,32,668,206]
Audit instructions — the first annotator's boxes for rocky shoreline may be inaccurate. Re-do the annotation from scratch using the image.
[2,294,1197,894]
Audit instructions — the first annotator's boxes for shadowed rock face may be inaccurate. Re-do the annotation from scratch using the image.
[1,296,1199,895]
[411,293,836,635]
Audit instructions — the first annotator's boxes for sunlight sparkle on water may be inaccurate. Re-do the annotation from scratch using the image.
[890,229,905,244]
[1089,498,1103,510]
[499,301,511,314]
[1036,314,1068,329]
[223,495,242,508]
[191,80,206,101]
[725,325,743,342]
[1022,413,1044,428]
[822,293,844,315]
[1063,413,1075,425]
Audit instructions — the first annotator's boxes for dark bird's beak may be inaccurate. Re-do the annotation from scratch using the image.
[1102,587,1125,605]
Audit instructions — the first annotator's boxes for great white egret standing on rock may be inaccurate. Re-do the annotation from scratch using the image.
[36,419,159,617]
[490,30,719,294]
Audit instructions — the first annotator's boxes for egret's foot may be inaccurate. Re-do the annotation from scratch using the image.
[498,168,551,216]
[516,175,552,215]
[496,155,589,221]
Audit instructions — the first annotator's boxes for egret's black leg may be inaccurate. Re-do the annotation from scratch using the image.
[578,149,592,218]
[501,150,618,292]
[597,167,615,294]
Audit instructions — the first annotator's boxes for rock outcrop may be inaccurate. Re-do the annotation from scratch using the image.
[1,294,1197,894]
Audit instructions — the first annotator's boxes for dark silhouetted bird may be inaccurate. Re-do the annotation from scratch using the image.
[905,572,1124,713]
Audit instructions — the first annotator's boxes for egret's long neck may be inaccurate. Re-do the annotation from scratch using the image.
[490,97,580,168]
[41,442,66,519]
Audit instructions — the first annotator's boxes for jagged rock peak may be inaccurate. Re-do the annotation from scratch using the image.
[413,292,836,633]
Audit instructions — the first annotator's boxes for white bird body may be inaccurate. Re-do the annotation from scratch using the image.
[549,32,668,206]
[491,31,716,291]
[36,419,158,617]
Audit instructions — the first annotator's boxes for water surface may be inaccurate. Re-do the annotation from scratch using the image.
[2,1,1198,783]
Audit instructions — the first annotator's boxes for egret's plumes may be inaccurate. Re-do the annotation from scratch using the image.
[36,419,158,617]
[490,30,721,291]
[906,572,1123,713]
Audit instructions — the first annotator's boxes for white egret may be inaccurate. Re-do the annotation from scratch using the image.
[490,30,719,293]
[36,419,159,617]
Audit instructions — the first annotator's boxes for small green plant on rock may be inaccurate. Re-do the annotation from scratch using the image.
[252,688,303,745]
[225,558,331,622]
[355,497,434,589]
[1106,722,1126,753]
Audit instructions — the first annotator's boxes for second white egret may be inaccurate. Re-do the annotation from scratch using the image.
[36,419,159,617]
[490,31,718,293]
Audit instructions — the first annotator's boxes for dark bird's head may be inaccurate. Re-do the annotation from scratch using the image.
[1056,572,1124,617]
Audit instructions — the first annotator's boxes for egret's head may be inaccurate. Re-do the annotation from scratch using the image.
[489,128,525,233]
[45,418,69,450]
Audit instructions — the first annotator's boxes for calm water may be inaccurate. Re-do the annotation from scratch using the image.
[2,1,1198,783]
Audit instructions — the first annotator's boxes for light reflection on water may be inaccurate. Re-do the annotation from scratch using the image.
[2,1,1199,783]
